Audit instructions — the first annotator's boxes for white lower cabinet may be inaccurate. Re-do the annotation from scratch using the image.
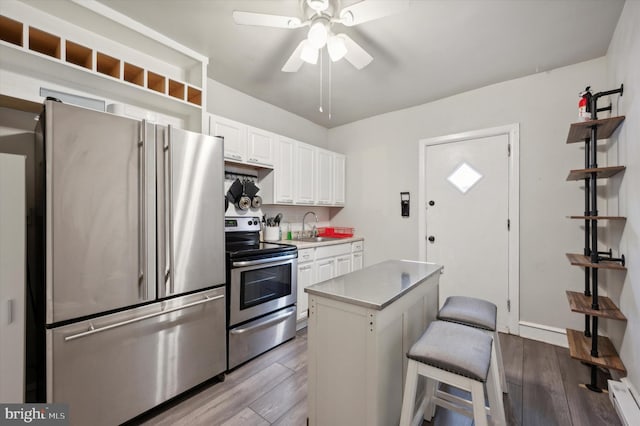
[297,261,316,322]
[316,258,336,283]
[352,252,364,271]
[352,240,364,271]
[336,254,352,276]
[297,240,364,328]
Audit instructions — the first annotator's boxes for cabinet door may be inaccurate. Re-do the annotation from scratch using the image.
[336,254,352,276]
[316,149,334,205]
[209,115,246,162]
[275,137,295,204]
[297,262,315,321]
[296,142,316,204]
[247,127,275,167]
[352,252,364,271]
[316,258,335,283]
[334,153,346,206]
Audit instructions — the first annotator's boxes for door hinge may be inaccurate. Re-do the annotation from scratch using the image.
[507,299,511,312]
[507,219,510,230]
[507,143,511,157]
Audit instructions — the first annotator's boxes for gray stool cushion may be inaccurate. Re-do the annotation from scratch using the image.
[438,296,497,331]
[407,320,493,382]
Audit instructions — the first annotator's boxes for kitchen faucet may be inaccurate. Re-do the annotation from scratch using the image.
[302,211,318,238]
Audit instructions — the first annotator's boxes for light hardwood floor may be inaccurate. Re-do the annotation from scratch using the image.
[130,329,620,426]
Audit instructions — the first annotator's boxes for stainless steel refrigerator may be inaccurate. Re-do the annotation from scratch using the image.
[33,101,226,425]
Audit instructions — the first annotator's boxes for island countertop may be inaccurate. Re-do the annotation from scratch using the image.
[304,260,442,310]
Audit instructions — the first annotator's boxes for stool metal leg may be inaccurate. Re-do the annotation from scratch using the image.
[493,329,508,392]
[399,360,419,426]
[486,347,507,426]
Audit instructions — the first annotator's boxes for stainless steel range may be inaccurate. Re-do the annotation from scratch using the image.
[225,216,298,369]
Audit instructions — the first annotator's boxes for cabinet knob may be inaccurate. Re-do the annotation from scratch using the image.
[428,236,435,242]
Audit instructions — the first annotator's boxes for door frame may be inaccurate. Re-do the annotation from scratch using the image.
[418,124,520,334]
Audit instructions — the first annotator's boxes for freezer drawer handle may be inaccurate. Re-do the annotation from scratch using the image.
[64,294,224,342]
[230,307,295,335]
[232,254,297,268]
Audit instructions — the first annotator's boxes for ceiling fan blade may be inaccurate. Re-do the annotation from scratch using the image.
[282,40,307,72]
[339,34,373,70]
[339,0,410,27]
[233,11,304,28]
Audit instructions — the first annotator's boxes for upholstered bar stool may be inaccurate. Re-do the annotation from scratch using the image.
[399,321,506,426]
[437,295,507,392]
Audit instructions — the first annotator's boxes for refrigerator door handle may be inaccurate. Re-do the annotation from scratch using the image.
[138,123,146,299]
[163,137,173,296]
[64,294,225,342]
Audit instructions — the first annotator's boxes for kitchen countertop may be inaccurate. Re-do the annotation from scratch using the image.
[270,236,364,249]
[304,260,442,310]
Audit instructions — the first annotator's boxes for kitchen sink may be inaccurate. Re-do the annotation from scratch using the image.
[297,236,342,242]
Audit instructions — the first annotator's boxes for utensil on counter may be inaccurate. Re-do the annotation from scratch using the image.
[274,213,283,226]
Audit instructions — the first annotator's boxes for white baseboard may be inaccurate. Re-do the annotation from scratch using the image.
[518,321,568,348]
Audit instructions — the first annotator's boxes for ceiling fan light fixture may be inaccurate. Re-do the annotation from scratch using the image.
[307,20,328,49]
[327,34,347,62]
[300,41,319,64]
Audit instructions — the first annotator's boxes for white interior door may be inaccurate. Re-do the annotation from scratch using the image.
[425,134,511,331]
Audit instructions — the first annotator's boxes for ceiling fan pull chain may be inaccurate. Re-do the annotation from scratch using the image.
[328,56,332,119]
[319,49,324,113]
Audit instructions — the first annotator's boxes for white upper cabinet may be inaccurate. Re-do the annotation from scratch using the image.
[275,137,295,204]
[209,114,247,162]
[333,153,346,206]
[296,142,316,205]
[316,149,334,205]
[247,127,275,167]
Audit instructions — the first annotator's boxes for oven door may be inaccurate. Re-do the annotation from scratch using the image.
[229,254,297,326]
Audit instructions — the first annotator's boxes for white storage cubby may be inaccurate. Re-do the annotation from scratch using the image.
[0,1,207,131]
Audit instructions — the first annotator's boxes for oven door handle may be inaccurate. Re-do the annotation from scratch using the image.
[229,307,296,335]
[232,254,297,268]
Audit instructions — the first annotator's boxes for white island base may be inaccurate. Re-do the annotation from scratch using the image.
[306,260,442,426]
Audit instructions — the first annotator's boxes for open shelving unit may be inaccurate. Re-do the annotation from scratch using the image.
[564,85,627,392]
[0,1,208,131]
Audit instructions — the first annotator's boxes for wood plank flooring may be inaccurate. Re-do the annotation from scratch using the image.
[131,329,620,426]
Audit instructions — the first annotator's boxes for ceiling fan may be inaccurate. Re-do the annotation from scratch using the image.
[233,0,409,72]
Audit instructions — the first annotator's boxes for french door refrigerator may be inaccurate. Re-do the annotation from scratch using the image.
[33,101,226,425]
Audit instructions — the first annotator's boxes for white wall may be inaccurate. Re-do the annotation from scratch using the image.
[327,58,608,333]
[207,78,328,148]
[605,0,640,395]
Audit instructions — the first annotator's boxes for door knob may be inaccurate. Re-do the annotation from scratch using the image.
[428,236,435,242]
[429,200,435,206]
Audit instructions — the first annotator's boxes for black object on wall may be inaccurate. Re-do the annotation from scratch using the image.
[401,192,410,217]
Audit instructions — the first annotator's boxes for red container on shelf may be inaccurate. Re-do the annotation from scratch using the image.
[317,227,355,238]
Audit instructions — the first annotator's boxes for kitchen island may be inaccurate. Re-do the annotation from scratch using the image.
[305,260,442,426]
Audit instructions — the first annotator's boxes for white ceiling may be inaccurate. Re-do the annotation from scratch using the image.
[93,1,623,127]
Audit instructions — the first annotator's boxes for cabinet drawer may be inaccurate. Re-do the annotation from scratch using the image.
[316,243,350,259]
[351,241,363,252]
[298,248,315,263]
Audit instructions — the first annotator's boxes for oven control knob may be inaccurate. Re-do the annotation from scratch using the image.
[248,220,253,225]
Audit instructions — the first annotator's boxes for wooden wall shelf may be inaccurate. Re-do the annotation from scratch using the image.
[168,79,185,100]
[147,71,165,94]
[566,291,626,320]
[187,86,202,106]
[566,116,626,143]
[566,166,626,181]
[568,215,626,220]
[566,329,626,373]
[566,253,627,271]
